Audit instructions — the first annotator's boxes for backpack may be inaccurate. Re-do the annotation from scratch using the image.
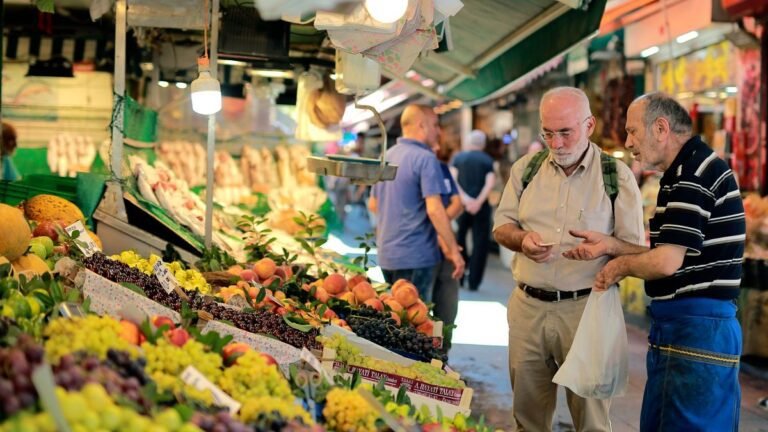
[521,149,619,211]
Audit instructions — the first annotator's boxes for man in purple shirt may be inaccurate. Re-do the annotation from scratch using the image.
[370,105,465,301]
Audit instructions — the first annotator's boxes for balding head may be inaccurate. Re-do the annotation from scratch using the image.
[400,104,440,148]
[538,86,595,170]
[540,87,591,119]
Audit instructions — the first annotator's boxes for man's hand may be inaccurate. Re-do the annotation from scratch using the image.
[562,230,615,261]
[594,257,626,291]
[447,249,465,279]
[465,199,482,215]
[520,232,554,263]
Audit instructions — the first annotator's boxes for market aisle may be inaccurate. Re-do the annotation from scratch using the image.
[449,253,768,431]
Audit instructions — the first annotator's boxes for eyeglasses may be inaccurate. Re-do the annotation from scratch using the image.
[540,116,592,142]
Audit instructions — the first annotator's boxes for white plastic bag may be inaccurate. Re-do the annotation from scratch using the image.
[552,289,629,399]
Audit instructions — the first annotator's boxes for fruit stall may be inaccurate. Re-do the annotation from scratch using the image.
[0,198,494,432]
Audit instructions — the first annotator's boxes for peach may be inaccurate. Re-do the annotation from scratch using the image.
[391,278,409,294]
[323,273,347,295]
[240,269,257,282]
[393,283,419,308]
[407,301,429,325]
[118,320,141,345]
[353,282,376,303]
[379,293,392,302]
[364,298,384,311]
[347,274,367,289]
[389,311,401,326]
[152,316,176,330]
[236,280,251,290]
[314,287,330,304]
[384,299,404,313]
[222,342,250,363]
[166,327,191,347]
[416,320,434,337]
[338,291,357,305]
[254,258,277,280]
[322,308,338,319]
[227,265,243,276]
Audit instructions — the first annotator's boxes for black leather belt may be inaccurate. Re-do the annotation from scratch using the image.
[520,284,592,302]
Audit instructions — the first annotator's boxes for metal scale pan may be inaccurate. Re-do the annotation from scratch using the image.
[307,101,398,185]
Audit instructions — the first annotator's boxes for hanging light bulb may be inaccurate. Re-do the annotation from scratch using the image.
[365,0,408,23]
[191,57,221,115]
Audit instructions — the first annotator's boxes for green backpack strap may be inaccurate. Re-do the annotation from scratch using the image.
[521,149,550,193]
[599,151,619,210]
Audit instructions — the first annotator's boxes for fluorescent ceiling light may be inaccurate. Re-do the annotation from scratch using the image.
[218,59,249,67]
[158,80,169,87]
[705,91,718,98]
[329,73,338,80]
[641,46,660,58]
[175,82,188,89]
[248,69,294,79]
[726,86,738,93]
[676,31,699,44]
[612,151,625,158]
[677,92,694,99]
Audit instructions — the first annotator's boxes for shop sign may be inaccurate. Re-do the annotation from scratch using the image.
[657,41,738,94]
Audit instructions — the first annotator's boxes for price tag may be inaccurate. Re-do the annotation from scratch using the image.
[153,260,178,294]
[180,366,241,415]
[301,347,333,383]
[32,363,71,432]
[64,221,100,257]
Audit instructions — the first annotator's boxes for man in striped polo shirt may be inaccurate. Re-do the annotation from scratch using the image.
[564,93,745,431]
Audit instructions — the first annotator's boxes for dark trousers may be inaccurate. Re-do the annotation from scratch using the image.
[456,203,491,291]
[432,259,458,350]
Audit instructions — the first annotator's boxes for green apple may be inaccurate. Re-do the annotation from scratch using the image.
[29,242,48,260]
[31,236,54,256]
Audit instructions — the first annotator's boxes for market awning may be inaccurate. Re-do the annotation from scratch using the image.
[410,0,608,102]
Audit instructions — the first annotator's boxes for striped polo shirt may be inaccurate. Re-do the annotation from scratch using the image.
[647,136,745,300]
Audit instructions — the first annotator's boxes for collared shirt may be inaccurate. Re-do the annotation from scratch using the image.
[372,138,447,270]
[647,136,745,300]
[451,150,494,198]
[493,143,644,291]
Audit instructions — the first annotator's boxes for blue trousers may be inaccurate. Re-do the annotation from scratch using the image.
[382,265,438,303]
[640,297,742,432]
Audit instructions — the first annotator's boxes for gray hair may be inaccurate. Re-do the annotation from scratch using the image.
[636,93,692,135]
[464,129,486,151]
[541,86,591,118]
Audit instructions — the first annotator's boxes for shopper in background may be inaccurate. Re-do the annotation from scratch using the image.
[1,123,21,182]
[431,130,463,350]
[493,87,644,431]
[369,105,465,301]
[452,130,496,291]
[564,93,745,432]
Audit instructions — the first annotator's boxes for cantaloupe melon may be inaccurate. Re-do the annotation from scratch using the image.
[11,254,50,277]
[0,204,32,261]
[23,194,84,226]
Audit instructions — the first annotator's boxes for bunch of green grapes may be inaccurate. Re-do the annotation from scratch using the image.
[384,401,412,419]
[322,388,379,432]
[112,251,211,294]
[44,316,138,364]
[0,383,203,432]
[321,334,464,388]
[238,396,313,425]
[218,351,292,402]
[142,338,222,404]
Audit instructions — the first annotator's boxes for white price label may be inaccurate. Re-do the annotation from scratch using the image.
[32,363,71,432]
[180,366,241,414]
[64,221,100,257]
[153,261,178,294]
[301,347,332,383]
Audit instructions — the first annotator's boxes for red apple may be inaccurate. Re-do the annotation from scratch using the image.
[166,328,190,347]
[260,352,277,366]
[222,342,250,364]
[239,269,257,282]
[33,221,61,242]
[152,316,176,330]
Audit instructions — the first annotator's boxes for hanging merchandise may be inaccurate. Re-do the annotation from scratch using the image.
[47,133,98,178]
[307,75,347,129]
[295,71,343,142]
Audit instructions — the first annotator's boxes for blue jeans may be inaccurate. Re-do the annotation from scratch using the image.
[382,265,438,302]
[640,297,742,432]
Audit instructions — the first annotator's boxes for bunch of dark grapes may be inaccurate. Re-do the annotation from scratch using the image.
[83,253,190,310]
[201,302,321,350]
[53,351,152,413]
[105,349,151,385]
[190,411,251,432]
[347,308,446,362]
[0,334,44,419]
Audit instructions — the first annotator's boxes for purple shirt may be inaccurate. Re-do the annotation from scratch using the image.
[373,138,446,270]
